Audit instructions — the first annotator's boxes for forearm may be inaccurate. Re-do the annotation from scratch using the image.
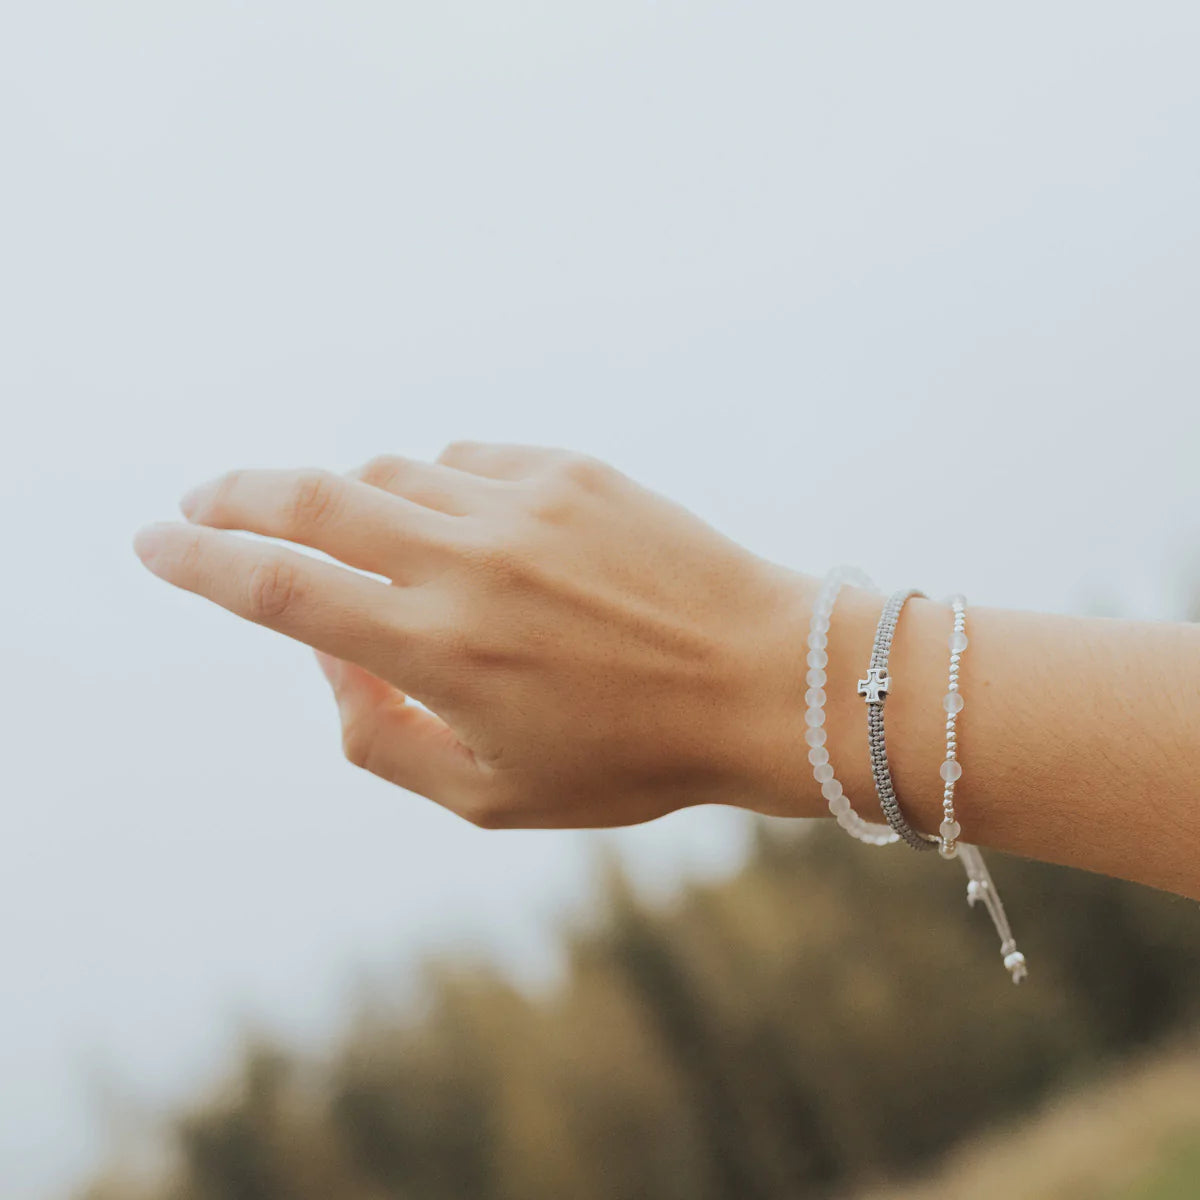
[749,575,1200,900]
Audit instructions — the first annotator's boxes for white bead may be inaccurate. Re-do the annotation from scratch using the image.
[804,688,826,708]
[814,763,834,783]
[939,818,962,841]
[806,649,828,669]
[806,668,827,688]
[938,840,959,860]
[804,727,826,747]
[828,793,851,816]
[940,758,962,782]
[808,746,829,767]
[948,594,966,609]
[807,632,827,651]
[805,707,825,728]
[949,631,968,653]
[821,778,843,800]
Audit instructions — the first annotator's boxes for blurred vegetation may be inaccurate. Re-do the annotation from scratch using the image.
[861,1036,1200,1200]
[78,822,1200,1200]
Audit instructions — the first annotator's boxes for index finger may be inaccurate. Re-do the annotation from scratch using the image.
[133,521,437,687]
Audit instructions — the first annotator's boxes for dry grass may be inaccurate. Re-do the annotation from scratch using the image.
[853,1039,1200,1200]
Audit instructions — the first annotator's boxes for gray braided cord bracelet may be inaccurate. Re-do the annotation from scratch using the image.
[858,588,938,852]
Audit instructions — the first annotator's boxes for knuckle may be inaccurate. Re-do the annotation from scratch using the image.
[437,440,482,467]
[357,455,403,489]
[551,453,611,492]
[246,558,301,621]
[284,470,341,529]
[340,717,376,772]
[523,474,576,524]
[464,797,511,830]
[427,613,497,670]
[173,528,207,576]
[456,530,526,587]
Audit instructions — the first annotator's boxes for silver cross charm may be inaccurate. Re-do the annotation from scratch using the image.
[857,667,890,704]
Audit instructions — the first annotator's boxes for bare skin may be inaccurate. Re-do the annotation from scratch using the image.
[132,443,1200,901]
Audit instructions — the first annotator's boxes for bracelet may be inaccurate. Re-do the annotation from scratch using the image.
[805,567,898,847]
[934,595,1029,982]
[859,588,938,852]
[936,595,968,858]
[809,569,1029,982]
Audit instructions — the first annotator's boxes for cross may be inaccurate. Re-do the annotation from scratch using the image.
[857,667,890,704]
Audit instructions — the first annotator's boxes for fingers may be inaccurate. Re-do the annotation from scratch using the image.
[436,440,566,481]
[351,455,495,515]
[314,651,483,810]
[133,521,428,678]
[180,468,454,581]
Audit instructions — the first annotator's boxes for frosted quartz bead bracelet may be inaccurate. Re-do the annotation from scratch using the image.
[804,567,898,846]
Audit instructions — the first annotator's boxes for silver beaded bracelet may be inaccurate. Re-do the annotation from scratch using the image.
[937,595,967,857]
[933,594,1027,981]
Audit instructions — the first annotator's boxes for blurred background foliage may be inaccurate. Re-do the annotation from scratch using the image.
[79,823,1200,1200]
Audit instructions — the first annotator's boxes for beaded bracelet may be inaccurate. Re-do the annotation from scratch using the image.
[804,567,898,846]
[934,594,1028,981]
[808,567,1029,983]
[936,595,967,858]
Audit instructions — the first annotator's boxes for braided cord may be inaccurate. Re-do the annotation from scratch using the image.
[863,589,937,852]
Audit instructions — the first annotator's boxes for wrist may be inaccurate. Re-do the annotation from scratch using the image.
[733,566,950,836]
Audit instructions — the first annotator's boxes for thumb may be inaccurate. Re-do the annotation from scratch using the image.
[314,649,404,709]
[312,650,479,809]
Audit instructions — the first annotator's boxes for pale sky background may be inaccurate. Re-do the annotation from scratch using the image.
[2,2,1199,1196]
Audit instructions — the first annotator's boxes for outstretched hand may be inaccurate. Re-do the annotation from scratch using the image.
[134,444,812,828]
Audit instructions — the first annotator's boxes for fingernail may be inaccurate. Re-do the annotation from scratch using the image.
[179,479,216,519]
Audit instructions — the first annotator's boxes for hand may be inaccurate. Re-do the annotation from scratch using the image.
[133,443,814,828]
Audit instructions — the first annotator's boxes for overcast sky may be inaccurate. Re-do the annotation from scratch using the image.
[3,2,1199,1195]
